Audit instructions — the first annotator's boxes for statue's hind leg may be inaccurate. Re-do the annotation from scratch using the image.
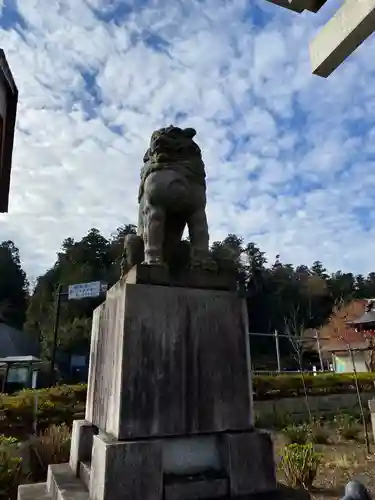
[143,203,166,266]
[188,208,211,267]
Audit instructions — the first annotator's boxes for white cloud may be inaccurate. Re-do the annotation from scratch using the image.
[1,0,375,282]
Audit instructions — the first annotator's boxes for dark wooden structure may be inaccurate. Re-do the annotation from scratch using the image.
[0,355,42,393]
[0,49,18,213]
[347,300,375,332]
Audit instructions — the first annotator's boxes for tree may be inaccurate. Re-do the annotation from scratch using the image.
[283,305,313,422]
[210,234,245,275]
[310,261,328,280]
[0,240,28,329]
[354,274,366,297]
[25,228,115,361]
[25,222,375,374]
[319,299,365,343]
[328,271,355,302]
[362,273,375,298]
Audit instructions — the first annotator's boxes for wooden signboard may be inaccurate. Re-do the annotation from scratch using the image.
[0,50,18,213]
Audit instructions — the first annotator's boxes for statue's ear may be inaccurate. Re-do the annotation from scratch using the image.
[183,128,196,138]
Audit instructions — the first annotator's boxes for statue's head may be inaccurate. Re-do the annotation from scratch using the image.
[150,125,197,142]
[144,125,200,164]
[182,127,196,139]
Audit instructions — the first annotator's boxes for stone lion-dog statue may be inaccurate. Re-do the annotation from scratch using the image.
[121,125,216,274]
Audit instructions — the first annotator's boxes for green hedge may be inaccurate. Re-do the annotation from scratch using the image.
[0,374,375,436]
[0,385,86,438]
[253,373,375,399]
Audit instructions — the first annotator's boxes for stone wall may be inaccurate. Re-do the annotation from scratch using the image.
[254,392,375,423]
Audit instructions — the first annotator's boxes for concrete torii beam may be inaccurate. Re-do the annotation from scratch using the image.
[264,0,327,13]
[264,0,375,78]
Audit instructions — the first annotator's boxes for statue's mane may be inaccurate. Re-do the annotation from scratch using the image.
[139,125,206,203]
[143,125,202,164]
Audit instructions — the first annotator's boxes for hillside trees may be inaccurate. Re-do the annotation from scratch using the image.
[24,226,135,359]
[0,223,372,369]
[0,240,28,329]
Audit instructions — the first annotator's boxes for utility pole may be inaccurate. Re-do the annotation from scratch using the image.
[48,280,108,386]
[49,285,62,386]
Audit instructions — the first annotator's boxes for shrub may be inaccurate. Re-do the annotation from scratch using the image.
[309,422,330,445]
[31,424,71,478]
[0,435,22,499]
[0,385,86,437]
[255,410,293,430]
[283,421,330,445]
[334,414,361,440]
[0,435,18,447]
[279,443,322,489]
[283,424,311,445]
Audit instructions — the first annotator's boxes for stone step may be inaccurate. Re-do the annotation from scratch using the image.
[79,461,91,490]
[47,463,89,500]
[164,476,229,500]
[17,482,49,500]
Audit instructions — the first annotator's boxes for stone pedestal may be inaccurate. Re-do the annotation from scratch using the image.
[18,266,277,500]
[86,272,252,439]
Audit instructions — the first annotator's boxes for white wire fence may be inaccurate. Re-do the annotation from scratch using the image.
[248,330,331,374]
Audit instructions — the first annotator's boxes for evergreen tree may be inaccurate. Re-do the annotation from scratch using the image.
[0,240,28,329]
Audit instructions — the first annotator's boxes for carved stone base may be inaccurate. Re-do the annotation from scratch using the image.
[124,264,237,291]
[90,434,163,500]
[18,427,276,500]
[69,420,97,476]
[223,431,276,496]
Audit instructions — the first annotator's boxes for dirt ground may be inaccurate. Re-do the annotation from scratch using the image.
[272,430,375,500]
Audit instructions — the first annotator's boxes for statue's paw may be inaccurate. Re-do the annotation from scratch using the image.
[124,234,144,268]
[142,258,168,268]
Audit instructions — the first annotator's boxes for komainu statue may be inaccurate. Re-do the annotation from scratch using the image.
[121,125,215,274]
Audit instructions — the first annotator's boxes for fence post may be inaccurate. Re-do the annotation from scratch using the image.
[315,329,324,371]
[33,394,38,436]
[347,344,370,454]
[275,330,281,373]
[50,284,62,386]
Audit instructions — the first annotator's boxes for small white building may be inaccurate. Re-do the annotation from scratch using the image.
[322,342,370,373]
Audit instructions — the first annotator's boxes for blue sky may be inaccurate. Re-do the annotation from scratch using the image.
[1,0,375,281]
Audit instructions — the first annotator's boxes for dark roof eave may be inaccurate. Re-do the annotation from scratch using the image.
[329,347,370,353]
[346,311,375,326]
